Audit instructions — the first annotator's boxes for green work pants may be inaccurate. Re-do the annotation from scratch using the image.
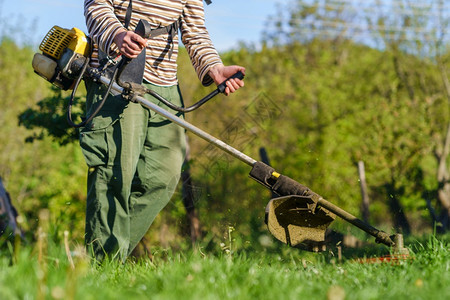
[79,80,186,261]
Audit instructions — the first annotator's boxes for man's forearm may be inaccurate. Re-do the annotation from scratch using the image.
[84,0,125,55]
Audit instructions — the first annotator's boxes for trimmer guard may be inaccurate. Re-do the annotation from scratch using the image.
[265,195,335,252]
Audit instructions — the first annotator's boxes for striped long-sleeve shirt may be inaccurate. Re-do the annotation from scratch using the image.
[84,0,223,86]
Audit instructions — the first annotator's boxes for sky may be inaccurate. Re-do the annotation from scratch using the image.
[0,0,285,52]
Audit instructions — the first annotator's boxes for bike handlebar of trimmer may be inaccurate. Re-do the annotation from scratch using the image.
[144,70,245,113]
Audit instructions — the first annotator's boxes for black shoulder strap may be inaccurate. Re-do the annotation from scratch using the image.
[122,0,184,60]
[124,0,133,29]
[125,0,210,30]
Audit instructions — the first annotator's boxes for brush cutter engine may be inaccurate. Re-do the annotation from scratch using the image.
[32,26,90,90]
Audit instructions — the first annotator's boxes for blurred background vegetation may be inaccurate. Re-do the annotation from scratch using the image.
[1,0,449,252]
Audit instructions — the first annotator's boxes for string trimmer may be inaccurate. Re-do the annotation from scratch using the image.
[32,21,408,254]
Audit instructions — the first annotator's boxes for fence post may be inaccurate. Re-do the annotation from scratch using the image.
[358,161,370,223]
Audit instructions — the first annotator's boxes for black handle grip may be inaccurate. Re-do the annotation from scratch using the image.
[121,19,151,63]
[217,71,245,93]
[135,19,152,39]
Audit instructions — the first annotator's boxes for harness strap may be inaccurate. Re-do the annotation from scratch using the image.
[124,0,179,60]
[149,20,180,60]
[124,0,133,29]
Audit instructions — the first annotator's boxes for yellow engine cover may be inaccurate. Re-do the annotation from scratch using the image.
[39,26,90,59]
[68,28,90,57]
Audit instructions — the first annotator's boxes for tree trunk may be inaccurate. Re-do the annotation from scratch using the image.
[435,123,450,231]
[385,182,411,235]
[428,55,450,232]
[181,139,201,244]
[181,168,201,243]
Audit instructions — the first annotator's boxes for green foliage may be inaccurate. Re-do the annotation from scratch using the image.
[18,86,83,145]
[178,37,449,241]
[0,39,87,241]
[174,0,450,240]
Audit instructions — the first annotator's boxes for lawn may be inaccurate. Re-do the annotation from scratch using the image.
[0,235,449,300]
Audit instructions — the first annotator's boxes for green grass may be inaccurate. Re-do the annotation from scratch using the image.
[0,235,449,300]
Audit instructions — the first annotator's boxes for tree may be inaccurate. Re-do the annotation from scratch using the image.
[371,0,450,232]
[258,0,450,234]
[19,86,82,145]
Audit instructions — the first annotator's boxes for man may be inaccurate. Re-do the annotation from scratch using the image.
[81,0,245,261]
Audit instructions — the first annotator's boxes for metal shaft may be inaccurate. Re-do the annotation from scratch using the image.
[317,198,395,246]
[98,76,257,167]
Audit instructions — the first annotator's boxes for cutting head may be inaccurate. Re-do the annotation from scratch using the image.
[265,195,336,252]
